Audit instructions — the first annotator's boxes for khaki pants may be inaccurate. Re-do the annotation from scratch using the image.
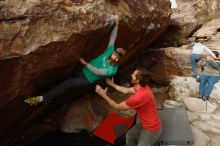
[126,117,162,146]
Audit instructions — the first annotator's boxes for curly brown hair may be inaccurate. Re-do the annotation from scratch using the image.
[135,67,150,87]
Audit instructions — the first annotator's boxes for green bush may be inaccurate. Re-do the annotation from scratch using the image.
[204,15,214,23]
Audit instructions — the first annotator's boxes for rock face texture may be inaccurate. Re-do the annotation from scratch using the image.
[193,18,220,39]
[155,0,220,46]
[0,0,171,107]
[144,45,193,84]
[166,76,220,146]
[140,18,220,84]
[188,0,220,18]
[0,0,171,145]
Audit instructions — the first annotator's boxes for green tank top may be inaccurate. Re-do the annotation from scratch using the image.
[82,45,118,83]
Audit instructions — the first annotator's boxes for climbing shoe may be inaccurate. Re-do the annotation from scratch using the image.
[201,96,207,101]
[198,94,203,99]
[204,96,209,101]
[196,75,200,82]
[24,96,42,106]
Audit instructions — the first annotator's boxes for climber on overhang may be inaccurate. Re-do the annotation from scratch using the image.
[24,14,127,106]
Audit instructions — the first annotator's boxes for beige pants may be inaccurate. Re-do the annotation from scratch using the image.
[126,117,162,146]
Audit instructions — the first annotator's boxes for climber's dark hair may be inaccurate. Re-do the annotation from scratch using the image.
[135,67,150,87]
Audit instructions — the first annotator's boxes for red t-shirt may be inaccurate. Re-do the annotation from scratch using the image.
[126,85,161,132]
